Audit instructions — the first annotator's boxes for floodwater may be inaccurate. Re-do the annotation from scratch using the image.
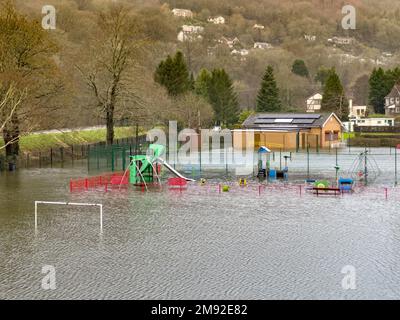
[1,148,400,299]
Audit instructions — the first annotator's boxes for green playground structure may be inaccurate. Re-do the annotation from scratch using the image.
[129,144,194,185]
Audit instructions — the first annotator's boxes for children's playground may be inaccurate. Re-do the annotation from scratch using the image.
[3,143,400,299]
[69,143,400,200]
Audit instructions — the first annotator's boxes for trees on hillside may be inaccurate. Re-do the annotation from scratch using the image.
[203,69,239,127]
[154,51,191,96]
[368,68,389,114]
[314,67,331,87]
[291,59,309,78]
[321,68,348,120]
[367,68,400,114]
[194,68,211,97]
[256,66,281,112]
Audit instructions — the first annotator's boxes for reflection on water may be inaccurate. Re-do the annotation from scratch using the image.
[1,151,400,299]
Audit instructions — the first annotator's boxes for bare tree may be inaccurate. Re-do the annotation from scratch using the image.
[77,4,146,145]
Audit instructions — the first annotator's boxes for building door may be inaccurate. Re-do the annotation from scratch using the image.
[301,133,306,149]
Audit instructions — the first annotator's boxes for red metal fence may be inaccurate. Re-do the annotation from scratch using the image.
[70,171,129,192]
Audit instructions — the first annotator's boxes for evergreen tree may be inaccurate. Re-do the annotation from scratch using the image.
[256,66,281,112]
[315,67,331,86]
[207,69,239,126]
[321,68,348,120]
[194,68,211,98]
[154,51,190,96]
[291,59,309,78]
[368,68,388,114]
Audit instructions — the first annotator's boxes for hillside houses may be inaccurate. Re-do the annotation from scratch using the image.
[219,36,241,48]
[231,49,249,61]
[254,42,272,50]
[208,16,225,24]
[177,25,204,42]
[328,37,354,45]
[306,94,322,113]
[304,34,316,41]
[172,8,194,18]
[385,83,400,116]
[253,24,265,30]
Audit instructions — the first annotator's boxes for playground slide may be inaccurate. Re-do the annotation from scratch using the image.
[157,158,195,182]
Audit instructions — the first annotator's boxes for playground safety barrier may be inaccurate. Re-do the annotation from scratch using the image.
[70,171,129,192]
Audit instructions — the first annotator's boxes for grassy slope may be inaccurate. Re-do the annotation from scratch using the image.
[0,127,136,152]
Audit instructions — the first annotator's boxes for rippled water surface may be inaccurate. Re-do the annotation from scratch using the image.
[1,149,400,299]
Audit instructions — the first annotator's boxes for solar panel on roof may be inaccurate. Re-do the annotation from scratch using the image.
[290,114,320,119]
[258,114,320,120]
[254,119,275,124]
[292,119,316,124]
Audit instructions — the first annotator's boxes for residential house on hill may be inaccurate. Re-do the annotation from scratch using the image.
[306,93,322,113]
[254,42,272,49]
[253,24,265,30]
[219,36,240,48]
[208,16,225,24]
[385,83,400,116]
[348,99,367,118]
[177,25,204,42]
[328,37,354,45]
[304,34,316,41]
[172,8,193,18]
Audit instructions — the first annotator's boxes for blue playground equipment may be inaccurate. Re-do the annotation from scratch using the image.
[338,178,354,193]
[257,146,289,181]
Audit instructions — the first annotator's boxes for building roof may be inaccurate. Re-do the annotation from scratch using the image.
[307,93,322,100]
[242,113,343,131]
[385,83,400,99]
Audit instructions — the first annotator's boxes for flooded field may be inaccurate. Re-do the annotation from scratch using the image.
[1,148,400,299]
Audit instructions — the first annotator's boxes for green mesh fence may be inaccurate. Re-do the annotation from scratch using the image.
[87,136,148,174]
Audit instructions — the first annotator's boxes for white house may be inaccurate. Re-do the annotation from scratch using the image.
[306,93,322,112]
[219,36,240,48]
[304,34,316,41]
[178,32,203,42]
[348,99,367,118]
[208,16,225,24]
[254,42,272,49]
[172,8,194,18]
[328,37,354,45]
[177,25,204,42]
[231,49,249,56]
[181,25,204,33]
[346,117,395,131]
[253,24,265,30]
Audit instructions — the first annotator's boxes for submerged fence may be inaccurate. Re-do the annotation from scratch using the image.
[8,135,147,170]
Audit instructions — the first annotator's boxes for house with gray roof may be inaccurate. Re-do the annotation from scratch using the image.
[233,113,344,150]
[385,83,400,116]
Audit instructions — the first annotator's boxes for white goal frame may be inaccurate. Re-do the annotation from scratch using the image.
[34,201,103,233]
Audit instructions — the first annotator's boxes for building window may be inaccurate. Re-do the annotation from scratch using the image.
[325,131,339,141]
